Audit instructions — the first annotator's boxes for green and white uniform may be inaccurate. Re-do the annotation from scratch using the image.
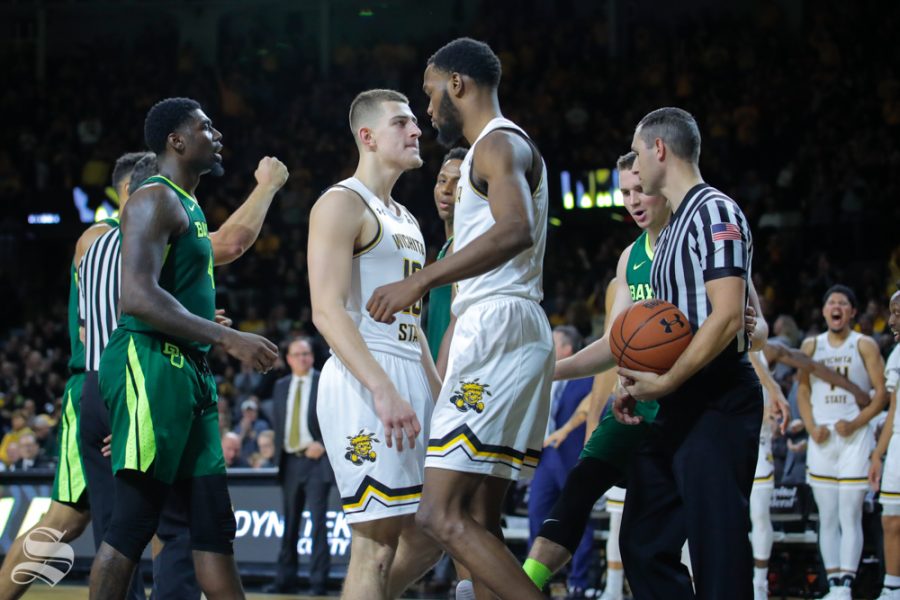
[52,263,89,506]
[99,175,222,485]
[425,236,453,362]
[581,231,659,468]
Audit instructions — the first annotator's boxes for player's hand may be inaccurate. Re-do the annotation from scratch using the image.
[543,428,569,449]
[834,419,858,437]
[810,425,830,444]
[305,441,326,460]
[215,308,233,328]
[101,434,112,458]
[366,279,425,325]
[618,368,673,401]
[788,418,805,435]
[255,156,289,191]
[221,330,278,372]
[770,389,791,435]
[372,384,421,451]
[744,305,757,337]
[612,393,643,425]
[869,455,883,492]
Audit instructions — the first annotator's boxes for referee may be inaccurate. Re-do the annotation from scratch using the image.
[617,107,763,599]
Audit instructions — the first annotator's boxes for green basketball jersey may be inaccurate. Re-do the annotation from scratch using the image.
[425,236,453,362]
[118,175,216,353]
[626,230,654,301]
[67,263,85,372]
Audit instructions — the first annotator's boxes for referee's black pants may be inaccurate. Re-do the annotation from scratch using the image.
[81,371,147,600]
[620,361,762,600]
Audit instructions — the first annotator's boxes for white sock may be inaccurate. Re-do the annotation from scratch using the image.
[753,566,767,585]
[605,568,624,593]
[885,574,900,589]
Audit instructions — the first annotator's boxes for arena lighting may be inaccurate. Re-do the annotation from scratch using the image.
[27,213,61,225]
[560,167,625,210]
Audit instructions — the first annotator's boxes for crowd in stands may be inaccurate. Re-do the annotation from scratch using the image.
[0,0,898,472]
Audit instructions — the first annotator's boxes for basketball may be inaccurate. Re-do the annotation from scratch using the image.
[610,299,694,374]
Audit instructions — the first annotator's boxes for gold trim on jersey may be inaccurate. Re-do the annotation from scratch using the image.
[645,230,655,260]
[353,217,383,258]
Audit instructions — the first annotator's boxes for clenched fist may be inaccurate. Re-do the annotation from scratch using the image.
[255,156,289,191]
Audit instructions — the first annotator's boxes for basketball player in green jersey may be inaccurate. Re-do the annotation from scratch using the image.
[425,147,466,375]
[0,152,149,600]
[88,97,281,600]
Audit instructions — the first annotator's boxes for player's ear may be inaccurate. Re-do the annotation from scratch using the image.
[168,131,185,154]
[449,72,465,98]
[358,126,376,151]
[655,137,666,162]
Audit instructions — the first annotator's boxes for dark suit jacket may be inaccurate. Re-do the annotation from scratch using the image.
[271,370,323,479]
[546,376,594,468]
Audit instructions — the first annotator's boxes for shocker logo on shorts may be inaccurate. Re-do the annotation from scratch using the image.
[345,430,380,466]
[450,379,492,414]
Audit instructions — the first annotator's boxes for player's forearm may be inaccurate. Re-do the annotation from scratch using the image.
[555,336,616,381]
[120,279,228,346]
[873,399,895,458]
[416,326,443,401]
[797,386,817,431]
[311,304,394,393]
[853,387,887,427]
[662,307,744,390]
[211,183,279,265]
[414,220,531,293]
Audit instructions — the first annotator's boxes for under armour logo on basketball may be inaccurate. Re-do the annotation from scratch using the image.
[659,315,685,334]
[10,527,74,587]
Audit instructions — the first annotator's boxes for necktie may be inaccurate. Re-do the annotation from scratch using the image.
[288,379,303,450]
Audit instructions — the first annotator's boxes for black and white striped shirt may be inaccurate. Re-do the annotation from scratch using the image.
[651,183,753,356]
[78,227,122,372]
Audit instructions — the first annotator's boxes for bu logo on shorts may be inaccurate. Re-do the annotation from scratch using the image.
[345,430,379,465]
[450,379,492,414]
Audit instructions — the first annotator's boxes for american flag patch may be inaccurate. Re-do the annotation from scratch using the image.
[710,222,742,242]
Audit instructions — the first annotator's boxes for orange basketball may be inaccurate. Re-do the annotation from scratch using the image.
[609,299,694,374]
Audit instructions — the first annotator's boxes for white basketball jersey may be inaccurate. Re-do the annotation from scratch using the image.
[809,330,873,426]
[332,177,426,361]
[452,117,548,316]
[884,343,900,434]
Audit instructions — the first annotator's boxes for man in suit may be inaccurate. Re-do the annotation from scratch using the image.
[13,433,52,471]
[266,337,334,595]
[527,325,595,598]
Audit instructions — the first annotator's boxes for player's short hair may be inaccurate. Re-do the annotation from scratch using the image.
[823,284,858,309]
[428,38,502,88]
[616,151,637,171]
[636,107,701,164]
[111,152,149,192]
[126,153,159,196]
[349,89,409,136]
[144,97,202,154]
[553,325,583,352]
[442,147,468,164]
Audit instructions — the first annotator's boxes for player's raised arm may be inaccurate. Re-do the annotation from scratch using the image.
[119,186,276,370]
[309,189,420,450]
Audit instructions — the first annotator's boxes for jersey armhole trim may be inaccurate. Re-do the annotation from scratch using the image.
[331,184,384,258]
[468,127,543,200]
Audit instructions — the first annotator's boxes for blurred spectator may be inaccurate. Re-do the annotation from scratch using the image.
[233,397,270,457]
[254,430,276,468]
[13,433,51,471]
[0,410,33,464]
[32,414,58,459]
[222,431,249,468]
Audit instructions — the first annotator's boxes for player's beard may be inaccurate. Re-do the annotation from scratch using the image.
[210,162,225,177]
[436,90,464,148]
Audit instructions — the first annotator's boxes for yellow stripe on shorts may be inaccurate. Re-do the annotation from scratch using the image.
[58,389,86,502]
[125,337,156,472]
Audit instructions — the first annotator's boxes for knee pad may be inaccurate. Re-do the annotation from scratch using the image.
[105,472,168,562]
[188,475,236,555]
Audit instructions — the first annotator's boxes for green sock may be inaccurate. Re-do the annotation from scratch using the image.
[523,558,552,590]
